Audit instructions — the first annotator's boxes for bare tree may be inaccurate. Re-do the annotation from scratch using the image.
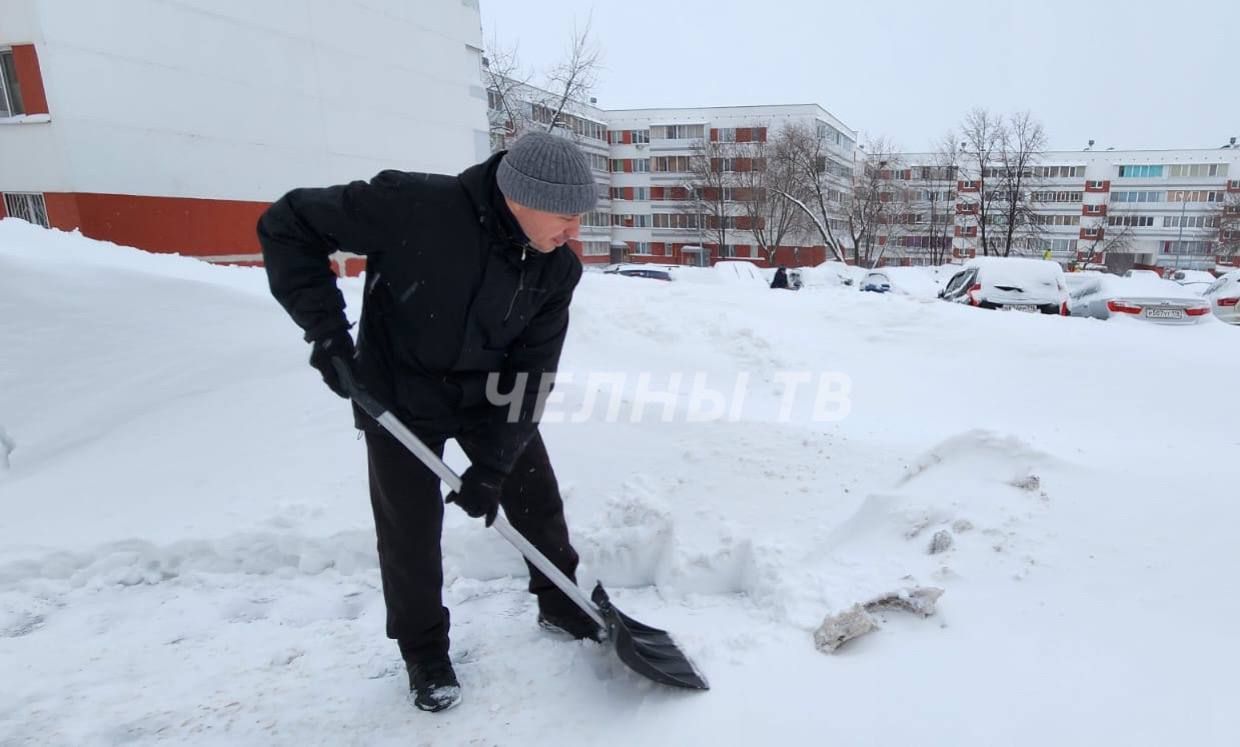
[771,121,850,263]
[541,14,601,135]
[1216,192,1240,259]
[735,124,806,263]
[922,131,960,265]
[959,108,1004,256]
[848,137,912,268]
[683,136,748,259]
[483,16,602,150]
[993,111,1047,257]
[482,37,533,149]
[1076,216,1135,269]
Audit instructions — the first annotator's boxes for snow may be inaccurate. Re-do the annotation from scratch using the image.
[2,218,1239,745]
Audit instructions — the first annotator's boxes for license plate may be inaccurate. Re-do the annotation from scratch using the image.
[1145,308,1183,319]
[1006,304,1038,312]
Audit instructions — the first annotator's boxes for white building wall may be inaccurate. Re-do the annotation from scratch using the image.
[0,0,70,193]
[1,0,488,199]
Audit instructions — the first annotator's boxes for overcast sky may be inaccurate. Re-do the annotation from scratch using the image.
[481,0,1238,153]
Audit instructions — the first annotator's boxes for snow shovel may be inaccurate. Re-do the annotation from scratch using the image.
[332,361,709,691]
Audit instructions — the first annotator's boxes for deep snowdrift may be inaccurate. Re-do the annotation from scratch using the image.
[1,218,1236,745]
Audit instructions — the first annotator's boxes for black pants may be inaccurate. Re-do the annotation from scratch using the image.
[364,428,581,664]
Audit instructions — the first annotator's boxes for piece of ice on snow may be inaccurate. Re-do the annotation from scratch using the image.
[813,604,879,653]
[863,587,944,618]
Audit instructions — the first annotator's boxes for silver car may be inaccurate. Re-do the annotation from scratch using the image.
[1068,274,1211,325]
[1203,270,1240,325]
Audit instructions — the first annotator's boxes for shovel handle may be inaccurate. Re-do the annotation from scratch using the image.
[330,359,606,629]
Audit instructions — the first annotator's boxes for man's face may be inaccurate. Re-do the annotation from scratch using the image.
[506,199,582,252]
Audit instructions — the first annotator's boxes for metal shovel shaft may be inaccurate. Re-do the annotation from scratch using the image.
[368,407,605,630]
[332,359,708,691]
[333,360,604,628]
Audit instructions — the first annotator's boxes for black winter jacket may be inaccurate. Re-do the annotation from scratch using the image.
[257,152,583,475]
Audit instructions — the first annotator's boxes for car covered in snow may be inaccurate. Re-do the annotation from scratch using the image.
[938,257,1068,314]
[1066,274,1212,324]
[799,261,866,288]
[860,271,891,293]
[1202,270,1240,324]
[603,263,675,282]
[1165,269,1218,295]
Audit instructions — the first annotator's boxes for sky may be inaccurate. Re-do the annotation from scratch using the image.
[480,0,1239,153]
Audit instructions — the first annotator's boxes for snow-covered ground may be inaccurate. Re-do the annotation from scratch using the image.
[1,218,1237,745]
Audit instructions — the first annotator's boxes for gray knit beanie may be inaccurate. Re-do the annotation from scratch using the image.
[497,132,598,215]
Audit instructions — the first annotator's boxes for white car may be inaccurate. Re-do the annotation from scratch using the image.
[938,257,1069,314]
[1165,269,1218,295]
[1202,270,1240,325]
[1068,274,1211,325]
[1124,269,1162,280]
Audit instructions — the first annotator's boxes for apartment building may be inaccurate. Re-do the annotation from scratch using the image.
[602,105,856,267]
[486,73,859,266]
[884,147,1240,272]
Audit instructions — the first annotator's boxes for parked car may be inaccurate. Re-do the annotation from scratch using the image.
[603,263,674,281]
[860,271,892,293]
[1165,269,1219,295]
[1067,274,1211,324]
[801,261,865,288]
[1124,269,1162,280]
[938,257,1068,314]
[1202,270,1240,325]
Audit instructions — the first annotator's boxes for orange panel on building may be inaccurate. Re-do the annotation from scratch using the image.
[40,192,269,257]
[11,44,49,115]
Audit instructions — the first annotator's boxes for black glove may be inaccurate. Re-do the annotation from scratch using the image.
[308,328,357,398]
[446,465,505,527]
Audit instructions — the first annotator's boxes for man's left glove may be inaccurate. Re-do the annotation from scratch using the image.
[446,465,505,527]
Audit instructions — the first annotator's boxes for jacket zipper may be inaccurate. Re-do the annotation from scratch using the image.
[503,245,529,323]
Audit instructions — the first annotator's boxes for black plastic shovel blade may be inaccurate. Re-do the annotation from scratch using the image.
[591,583,709,691]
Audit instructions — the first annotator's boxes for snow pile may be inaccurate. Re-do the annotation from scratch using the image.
[2,218,1238,745]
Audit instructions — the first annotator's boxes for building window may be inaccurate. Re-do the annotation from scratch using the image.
[652,213,701,229]
[1033,214,1080,226]
[632,241,652,254]
[1168,163,1228,178]
[1107,215,1155,227]
[3,192,49,227]
[586,153,608,172]
[1161,240,1215,255]
[652,156,693,173]
[581,241,610,256]
[0,49,24,117]
[1117,164,1164,178]
[1110,190,1164,204]
[611,214,652,228]
[1031,191,1084,203]
[580,211,610,228]
[651,124,704,140]
[1167,190,1225,203]
[1162,215,1217,229]
[1035,165,1085,178]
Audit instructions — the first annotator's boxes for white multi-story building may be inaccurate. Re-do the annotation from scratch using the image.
[486,77,859,266]
[601,105,857,266]
[886,147,1240,272]
[0,0,489,271]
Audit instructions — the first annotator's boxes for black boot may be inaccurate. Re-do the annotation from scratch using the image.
[537,608,605,643]
[406,657,462,713]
